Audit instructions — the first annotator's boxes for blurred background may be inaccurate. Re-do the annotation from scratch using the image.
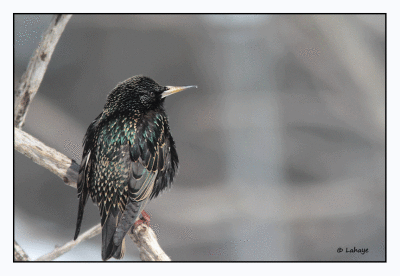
[14,14,385,261]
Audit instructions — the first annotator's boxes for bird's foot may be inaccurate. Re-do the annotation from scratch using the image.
[134,210,151,228]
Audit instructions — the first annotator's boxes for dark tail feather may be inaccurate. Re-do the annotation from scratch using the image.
[102,211,117,261]
[113,200,144,247]
[112,239,125,259]
[102,200,147,260]
[74,190,88,240]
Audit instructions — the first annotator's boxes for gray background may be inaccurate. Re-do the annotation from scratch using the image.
[14,14,385,261]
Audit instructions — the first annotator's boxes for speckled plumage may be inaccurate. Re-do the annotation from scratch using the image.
[73,75,195,261]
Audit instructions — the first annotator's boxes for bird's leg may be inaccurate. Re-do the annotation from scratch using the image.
[140,210,151,224]
[134,210,151,227]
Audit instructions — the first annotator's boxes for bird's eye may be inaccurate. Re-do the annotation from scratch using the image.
[150,91,155,97]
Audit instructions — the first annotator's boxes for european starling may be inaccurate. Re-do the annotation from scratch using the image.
[73,75,196,261]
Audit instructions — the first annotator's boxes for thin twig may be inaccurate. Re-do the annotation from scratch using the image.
[15,128,170,261]
[14,14,72,128]
[35,224,102,261]
[14,241,31,261]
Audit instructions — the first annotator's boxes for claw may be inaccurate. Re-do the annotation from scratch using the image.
[134,210,151,227]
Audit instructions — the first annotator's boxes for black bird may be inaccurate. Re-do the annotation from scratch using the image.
[74,75,196,261]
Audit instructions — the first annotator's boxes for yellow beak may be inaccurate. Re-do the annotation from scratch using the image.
[161,85,198,98]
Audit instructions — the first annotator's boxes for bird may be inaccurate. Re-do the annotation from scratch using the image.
[73,75,197,261]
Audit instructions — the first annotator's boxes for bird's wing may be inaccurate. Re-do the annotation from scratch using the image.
[94,112,168,225]
[108,114,171,249]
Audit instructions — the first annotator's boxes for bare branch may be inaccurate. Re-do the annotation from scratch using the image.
[14,241,31,261]
[14,127,79,188]
[15,128,171,261]
[14,14,72,128]
[35,224,102,261]
[129,224,171,261]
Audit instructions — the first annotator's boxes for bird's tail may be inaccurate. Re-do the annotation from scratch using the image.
[101,210,125,261]
[113,200,148,246]
[101,200,145,261]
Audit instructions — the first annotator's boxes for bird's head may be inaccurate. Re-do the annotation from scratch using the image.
[103,75,196,115]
